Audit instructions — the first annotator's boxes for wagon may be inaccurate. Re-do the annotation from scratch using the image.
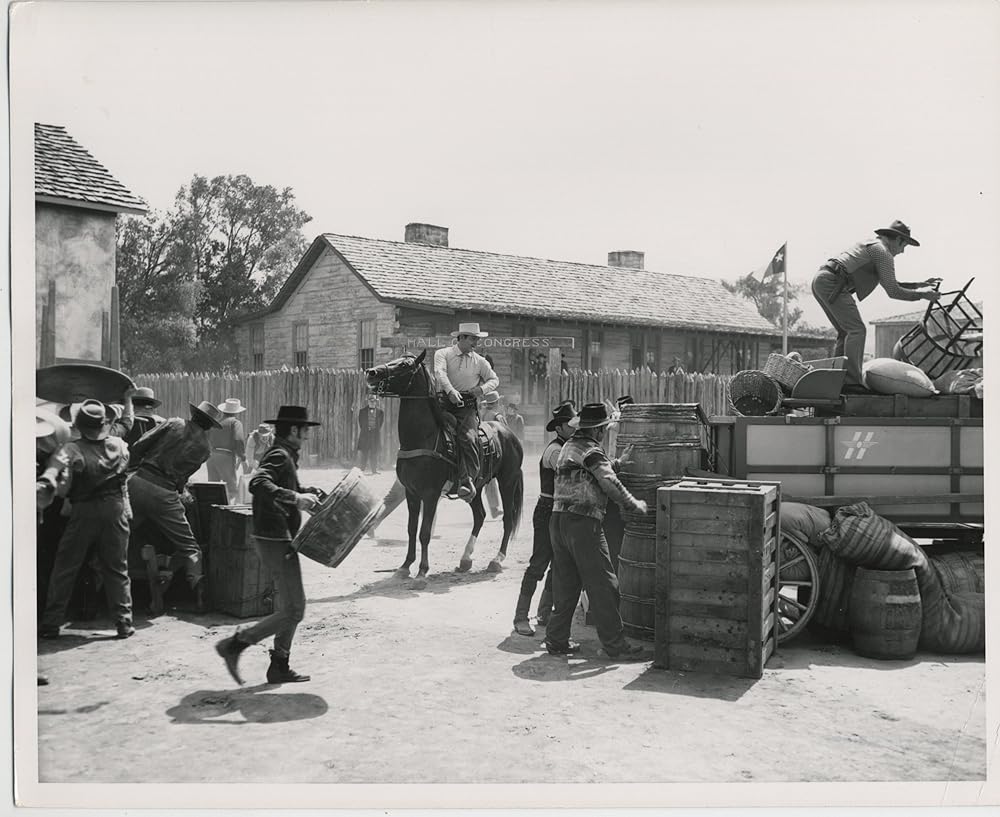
[708,396,984,643]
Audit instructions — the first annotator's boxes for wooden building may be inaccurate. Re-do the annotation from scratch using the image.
[35,123,147,367]
[234,223,832,408]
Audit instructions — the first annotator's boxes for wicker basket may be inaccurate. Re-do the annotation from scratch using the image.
[762,353,812,392]
[728,370,784,416]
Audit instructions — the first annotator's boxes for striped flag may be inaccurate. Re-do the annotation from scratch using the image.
[753,242,786,282]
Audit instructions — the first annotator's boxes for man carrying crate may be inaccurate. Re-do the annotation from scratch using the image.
[546,403,651,661]
[215,405,323,686]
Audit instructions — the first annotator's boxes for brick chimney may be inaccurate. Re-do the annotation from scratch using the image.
[405,223,449,247]
[608,250,644,269]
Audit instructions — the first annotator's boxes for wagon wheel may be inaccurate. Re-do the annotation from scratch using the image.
[775,536,820,644]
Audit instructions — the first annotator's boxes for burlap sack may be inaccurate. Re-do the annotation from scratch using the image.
[820,502,928,571]
[781,502,831,548]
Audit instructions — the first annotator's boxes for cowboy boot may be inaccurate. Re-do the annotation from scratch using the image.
[536,586,553,627]
[513,591,536,636]
[216,633,250,685]
[266,649,310,684]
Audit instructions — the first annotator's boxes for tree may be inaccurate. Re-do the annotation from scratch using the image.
[171,174,311,369]
[116,211,200,374]
[722,273,804,330]
[116,174,312,373]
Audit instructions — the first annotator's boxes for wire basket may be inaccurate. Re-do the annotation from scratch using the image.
[762,353,812,392]
[728,370,785,416]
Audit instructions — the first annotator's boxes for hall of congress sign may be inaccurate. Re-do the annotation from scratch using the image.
[381,335,576,350]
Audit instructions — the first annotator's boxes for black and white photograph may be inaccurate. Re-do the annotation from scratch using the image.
[8,0,998,810]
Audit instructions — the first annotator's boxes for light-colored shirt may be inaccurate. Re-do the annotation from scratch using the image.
[829,239,925,302]
[433,345,499,398]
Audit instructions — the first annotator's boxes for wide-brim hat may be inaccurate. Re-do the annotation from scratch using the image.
[482,392,502,405]
[875,219,920,247]
[265,405,321,427]
[218,397,247,414]
[132,386,161,409]
[450,321,488,338]
[74,398,111,440]
[568,402,616,430]
[546,401,578,431]
[189,401,224,429]
[36,407,71,446]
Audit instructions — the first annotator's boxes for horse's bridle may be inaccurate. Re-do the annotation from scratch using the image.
[369,356,425,399]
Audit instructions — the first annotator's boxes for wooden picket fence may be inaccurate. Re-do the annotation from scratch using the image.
[132,367,735,467]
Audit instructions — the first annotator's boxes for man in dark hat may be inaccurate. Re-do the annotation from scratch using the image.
[546,402,651,661]
[123,386,164,447]
[126,400,225,591]
[812,220,941,393]
[39,400,135,639]
[216,405,325,686]
[513,401,576,636]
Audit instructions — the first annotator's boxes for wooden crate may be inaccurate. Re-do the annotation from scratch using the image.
[208,505,277,619]
[654,478,780,679]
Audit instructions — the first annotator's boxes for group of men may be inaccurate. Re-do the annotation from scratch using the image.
[36,387,321,685]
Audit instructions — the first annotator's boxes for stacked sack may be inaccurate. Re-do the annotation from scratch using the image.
[816,503,984,654]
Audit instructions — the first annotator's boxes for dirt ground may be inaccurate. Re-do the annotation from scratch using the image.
[34,466,987,785]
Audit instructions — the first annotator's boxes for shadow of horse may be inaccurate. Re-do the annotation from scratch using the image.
[309,568,501,605]
[166,684,329,725]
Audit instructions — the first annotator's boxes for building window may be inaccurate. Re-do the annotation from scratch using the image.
[358,318,377,370]
[586,328,603,372]
[250,324,265,370]
[292,321,309,368]
[630,331,644,371]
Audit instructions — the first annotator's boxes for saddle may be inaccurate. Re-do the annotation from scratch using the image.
[437,397,503,500]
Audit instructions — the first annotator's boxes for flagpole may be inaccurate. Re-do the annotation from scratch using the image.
[781,243,788,354]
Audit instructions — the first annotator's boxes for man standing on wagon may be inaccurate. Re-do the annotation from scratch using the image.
[812,220,941,393]
[215,405,322,686]
[433,322,499,500]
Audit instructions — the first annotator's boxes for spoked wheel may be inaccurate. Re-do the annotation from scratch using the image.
[775,536,820,644]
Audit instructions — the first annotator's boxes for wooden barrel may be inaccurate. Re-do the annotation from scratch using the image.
[615,404,708,640]
[293,468,383,568]
[849,567,922,660]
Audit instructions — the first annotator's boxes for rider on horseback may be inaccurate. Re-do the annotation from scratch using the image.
[433,322,499,500]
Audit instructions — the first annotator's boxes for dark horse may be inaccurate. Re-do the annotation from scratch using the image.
[365,350,524,583]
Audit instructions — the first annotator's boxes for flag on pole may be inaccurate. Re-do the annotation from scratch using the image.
[752,242,787,283]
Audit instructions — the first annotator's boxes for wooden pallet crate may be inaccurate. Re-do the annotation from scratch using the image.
[654,478,780,679]
[208,505,277,619]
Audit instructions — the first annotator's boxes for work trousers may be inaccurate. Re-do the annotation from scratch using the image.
[811,270,866,387]
[127,475,203,581]
[206,450,239,502]
[449,403,480,485]
[358,445,380,474]
[545,511,629,653]
[602,501,625,576]
[518,499,554,599]
[41,495,133,630]
[237,537,306,656]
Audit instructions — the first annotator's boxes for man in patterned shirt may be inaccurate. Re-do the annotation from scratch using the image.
[812,220,941,393]
[127,400,224,590]
[545,402,651,661]
[433,322,499,500]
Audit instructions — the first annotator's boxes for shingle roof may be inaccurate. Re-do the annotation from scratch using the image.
[34,123,147,214]
[249,232,808,338]
[871,301,984,325]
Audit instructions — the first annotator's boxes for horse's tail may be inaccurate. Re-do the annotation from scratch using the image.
[498,429,524,547]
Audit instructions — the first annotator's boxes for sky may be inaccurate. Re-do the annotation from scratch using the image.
[10,0,1000,331]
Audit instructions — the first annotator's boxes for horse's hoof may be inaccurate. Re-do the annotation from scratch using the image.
[455,559,473,573]
[487,560,503,573]
[394,567,410,579]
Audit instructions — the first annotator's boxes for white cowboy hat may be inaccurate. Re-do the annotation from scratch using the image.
[482,392,502,405]
[217,397,247,414]
[450,322,488,338]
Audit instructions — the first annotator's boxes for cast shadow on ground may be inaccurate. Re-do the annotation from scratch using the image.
[623,665,757,702]
[38,699,112,716]
[165,685,329,725]
[496,633,547,656]
[309,568,500,605]
[771,640,984,672]
[511,652,616,682]
[36,619,156,656]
